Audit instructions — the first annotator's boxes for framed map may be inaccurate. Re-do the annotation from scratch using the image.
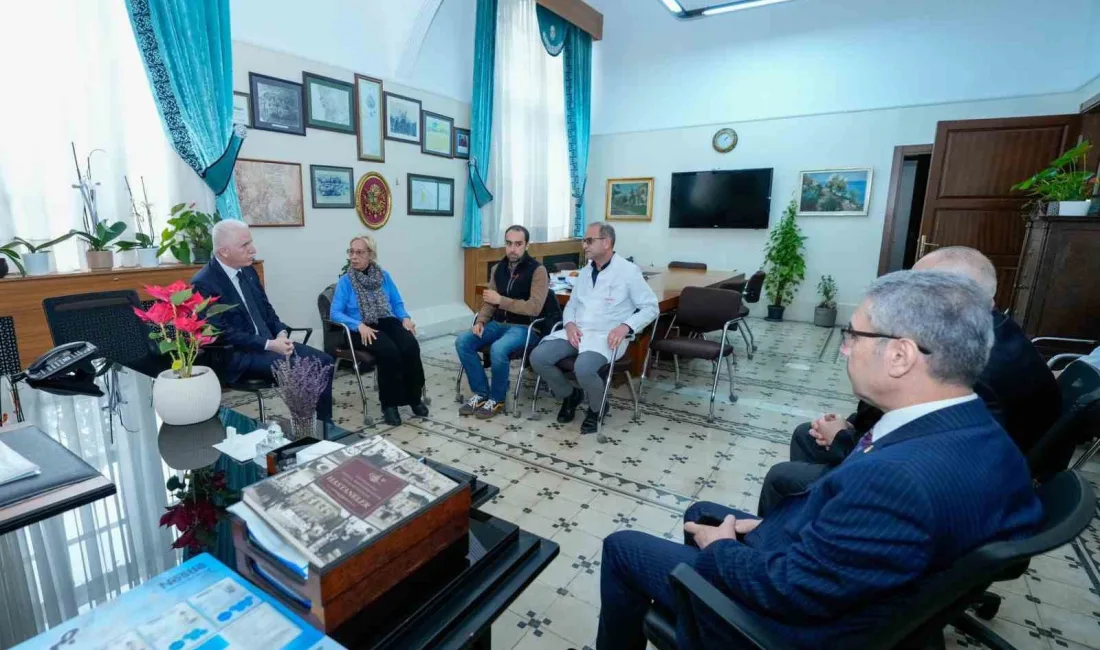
[407,174,454,216]
[235,159,304,227]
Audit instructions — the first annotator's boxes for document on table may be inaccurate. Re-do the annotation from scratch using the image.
[213,428,286,464]
[0,440,40,487]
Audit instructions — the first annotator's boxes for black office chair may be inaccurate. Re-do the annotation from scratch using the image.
[1031,336,1099,371]
[42,291,169,377]
[0,315,24,422]
[1026,358,1100,480]
[318,285,376,425]
[644,470,1097,650]
[453,316,545,417]
[733,270,765,356]
[668,261,707,271]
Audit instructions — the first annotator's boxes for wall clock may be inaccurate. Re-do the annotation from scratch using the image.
[713,128,738,154]
[355,172,392,229]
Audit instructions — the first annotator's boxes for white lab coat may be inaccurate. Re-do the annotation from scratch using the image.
[546,253,659,361]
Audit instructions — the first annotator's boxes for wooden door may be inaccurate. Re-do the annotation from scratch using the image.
[918,115,1081,309]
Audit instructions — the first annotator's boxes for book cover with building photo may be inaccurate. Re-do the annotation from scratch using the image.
[242,437,460,569]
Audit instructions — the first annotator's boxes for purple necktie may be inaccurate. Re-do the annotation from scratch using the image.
[855,430,875,453]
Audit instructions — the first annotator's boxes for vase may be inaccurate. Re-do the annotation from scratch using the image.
[138,247,160,267]
[766,305,785,321]
[288,413,321,441]
[86,250,114,271]
[117,249,139,268]
[23,251,51,276]
[192,245,212,264]
[153,365,222,425]
[0,258,7,278]
[814,307,837,328]
[1055,200,1091,217]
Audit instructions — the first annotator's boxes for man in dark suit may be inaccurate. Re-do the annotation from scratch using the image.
[191,220,335,421]
[757,246,1060,516]
[596,271,1043,650]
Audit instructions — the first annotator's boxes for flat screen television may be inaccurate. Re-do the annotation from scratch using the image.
[669,168,773,229]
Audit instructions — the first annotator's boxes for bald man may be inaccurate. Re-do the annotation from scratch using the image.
[755,247,1060,515]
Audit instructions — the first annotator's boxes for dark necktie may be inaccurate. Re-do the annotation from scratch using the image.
[236,269,273,339]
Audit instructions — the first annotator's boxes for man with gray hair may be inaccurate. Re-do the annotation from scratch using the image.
[597,271,1043,649]
[757,246,1059,515]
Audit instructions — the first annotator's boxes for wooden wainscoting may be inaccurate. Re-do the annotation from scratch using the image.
[463,241,583,310]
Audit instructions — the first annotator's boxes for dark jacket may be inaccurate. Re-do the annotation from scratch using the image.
[478,254,561,333]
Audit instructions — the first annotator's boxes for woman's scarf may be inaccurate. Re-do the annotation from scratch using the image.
[349,262,393,325]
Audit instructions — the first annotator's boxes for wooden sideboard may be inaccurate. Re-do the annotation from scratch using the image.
[1,262,265,370]
[463,240,583,310]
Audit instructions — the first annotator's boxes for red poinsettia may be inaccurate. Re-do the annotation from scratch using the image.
[133,282,234,378]
[160,468,236,552]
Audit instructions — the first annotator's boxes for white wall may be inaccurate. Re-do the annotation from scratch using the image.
[231,41,472,338]
[1079,74,1100,109]
[585,92,1082,322]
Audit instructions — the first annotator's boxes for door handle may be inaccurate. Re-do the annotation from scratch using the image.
[917,235,940,259]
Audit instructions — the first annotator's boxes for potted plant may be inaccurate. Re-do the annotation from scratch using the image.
[159,467,236,554]
[0,241,24,278]
[814,275,838,327]
[1012,140,1097,216]
[8,233,76,276]
[115,232,158,268]
[70,221,127,270]
[134,280,234,424]
[124,175,161,267]
[762,199,807,321]
[272,355,334,441]
[159,203,221,265]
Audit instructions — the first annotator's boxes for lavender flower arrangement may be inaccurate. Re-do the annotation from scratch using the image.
[272,355,333,440]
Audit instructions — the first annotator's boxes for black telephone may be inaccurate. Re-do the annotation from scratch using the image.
[16,342,104,396]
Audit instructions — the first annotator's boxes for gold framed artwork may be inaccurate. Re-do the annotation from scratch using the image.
[355,172,392,230]
[605,177,655,222]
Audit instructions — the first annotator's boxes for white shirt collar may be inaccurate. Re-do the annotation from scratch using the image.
[216,257,241,281]
[871,394,979,442]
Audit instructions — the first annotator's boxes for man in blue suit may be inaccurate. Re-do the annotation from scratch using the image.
[596,271,1043,650]
[192,220,334,421]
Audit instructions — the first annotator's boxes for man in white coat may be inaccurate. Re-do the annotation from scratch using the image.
[530,222,659,435]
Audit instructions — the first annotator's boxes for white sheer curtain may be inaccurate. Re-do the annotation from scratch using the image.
[0,0,206,273]
[485,0,573,247]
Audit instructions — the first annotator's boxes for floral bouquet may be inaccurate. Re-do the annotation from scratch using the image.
[160,468,236,552]
[133,280,234,378]
[272,355,334,440]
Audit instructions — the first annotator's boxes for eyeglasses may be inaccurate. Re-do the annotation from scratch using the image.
[582,237,608,245]
[347,249,369,257]
[841,324,932,355]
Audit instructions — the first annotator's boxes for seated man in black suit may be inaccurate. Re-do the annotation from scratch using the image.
[757,246,1060,516]
[192,220,335,421]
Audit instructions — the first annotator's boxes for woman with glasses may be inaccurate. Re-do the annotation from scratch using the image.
[330,235,427,426]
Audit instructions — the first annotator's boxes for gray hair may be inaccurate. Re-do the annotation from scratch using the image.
[587,221,616,247]
[914,246,997,304]
[212,219,249,250]
[863,270,993,387]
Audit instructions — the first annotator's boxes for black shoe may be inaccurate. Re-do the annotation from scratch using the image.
[383,407,402,426]
[580,408,602,435]
[556,388,584,424]
[411,402,430,417]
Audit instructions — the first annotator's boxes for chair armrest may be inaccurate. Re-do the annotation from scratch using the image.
[669,564,797,650]
[286,326,312,346]
[1048,353,1084,370]
[547,321,565,335]
[1032,337,1098,346]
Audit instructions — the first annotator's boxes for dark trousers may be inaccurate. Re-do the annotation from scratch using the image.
[756,422,843,516]
[238,344,334,421]
[350,317,425,409]
[597,501,758,650]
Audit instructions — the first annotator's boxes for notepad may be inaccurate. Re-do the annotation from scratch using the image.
[0,440,41,487]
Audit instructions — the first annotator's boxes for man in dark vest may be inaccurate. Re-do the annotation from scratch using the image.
[455,225,561,419]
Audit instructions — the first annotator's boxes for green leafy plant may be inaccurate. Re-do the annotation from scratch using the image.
[0,241,25,275]
[1011,141,1097,202]
[70,221,127,252]
[9,233,77,254]
[817,274,837,310]
[763,199,807,308]
[116,232,155,251]
[159,203,221,264]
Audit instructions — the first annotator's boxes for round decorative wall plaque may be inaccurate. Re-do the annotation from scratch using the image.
[712,128,738,153]
[355,172,392,229]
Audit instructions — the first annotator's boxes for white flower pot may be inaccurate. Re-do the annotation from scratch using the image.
[153,365,222,425]
[117,249,139,268]
[22,251,51,276]
[1056,200,1091,216]
[138,247,160,267]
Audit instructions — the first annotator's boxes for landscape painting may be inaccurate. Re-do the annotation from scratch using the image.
[236,159,304,227]
[605,177,655,222]
[310,165,354,209]
[384,92,422,144]
[248,73,305,136]
[798,168,873,216]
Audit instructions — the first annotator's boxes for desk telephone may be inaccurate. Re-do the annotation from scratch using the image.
[15,342,104,397]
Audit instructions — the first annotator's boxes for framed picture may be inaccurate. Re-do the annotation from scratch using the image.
[356,172,392,230]
[797,168,873,216]
[454,127,470,160]
[605,177,655,222]
[354,74,384,162]
[235,159,305,227]
[248,73,305,136]
[309,165,354,209]
[232,91,251,128]
[421,111,453,158]
[303,72,355,134]
[384,92,422,144]
[407,174,454,216]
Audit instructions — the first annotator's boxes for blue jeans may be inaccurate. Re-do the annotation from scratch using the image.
[454,321,540,402]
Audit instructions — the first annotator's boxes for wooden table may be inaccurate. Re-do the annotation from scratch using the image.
[477,266,745,375]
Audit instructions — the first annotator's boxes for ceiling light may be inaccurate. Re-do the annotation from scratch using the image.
[660,0,684,13]
[702,0,794,16]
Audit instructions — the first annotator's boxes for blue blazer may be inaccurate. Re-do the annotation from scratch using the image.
[694,399,1043,648]
[192,260,288,380]
[329,271,410,330]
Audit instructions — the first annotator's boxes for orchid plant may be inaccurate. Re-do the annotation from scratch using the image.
[133,281,235,378]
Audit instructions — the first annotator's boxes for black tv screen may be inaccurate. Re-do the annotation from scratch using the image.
[669,168,773,229]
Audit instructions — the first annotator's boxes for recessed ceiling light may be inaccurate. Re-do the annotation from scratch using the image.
[660,0,684,13]
[702,0,794,16]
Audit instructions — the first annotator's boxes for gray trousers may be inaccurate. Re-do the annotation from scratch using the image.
[529,338,610,410]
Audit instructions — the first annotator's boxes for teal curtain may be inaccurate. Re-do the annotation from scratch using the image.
[462,0,498,248]
[563,26,592,237]
[535,5,568,56]
[126,0,243,220]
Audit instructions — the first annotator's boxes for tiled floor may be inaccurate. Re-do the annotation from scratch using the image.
[224,319,1100,650]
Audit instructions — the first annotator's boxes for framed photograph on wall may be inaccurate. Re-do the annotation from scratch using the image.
[421,111,453,158]
[355,73,385,162]
[797,168,873,216]
[384,92,422,144]
[605,177,655,222]
[303,72,355,134]
[248,72,305,135]
[236,158,305,227]
[232,91,251,128]
[454,127,470,160]
[309,165,354,209]
[407,174,454,216]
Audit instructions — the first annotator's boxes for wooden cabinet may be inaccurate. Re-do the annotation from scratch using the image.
[1011,216,1100,341]
[0,262,264,370]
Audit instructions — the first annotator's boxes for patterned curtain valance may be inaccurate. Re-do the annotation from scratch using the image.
[535,5,569,56]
